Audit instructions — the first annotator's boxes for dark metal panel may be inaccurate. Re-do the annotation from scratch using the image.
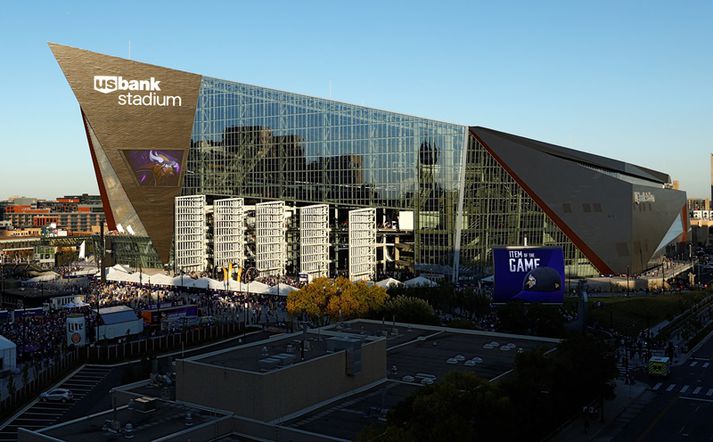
[472,127,686,274]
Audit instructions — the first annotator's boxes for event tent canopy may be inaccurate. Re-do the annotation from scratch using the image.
[269,284,298,296]
[25,272,60,283]
[375,277,402,288]
[148,274,175,286]
[403,276,438,288]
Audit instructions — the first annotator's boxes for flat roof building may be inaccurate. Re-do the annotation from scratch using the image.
[50,43,688,281]
[19,320,558,442]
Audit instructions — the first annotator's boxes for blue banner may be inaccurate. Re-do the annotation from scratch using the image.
[493,247,564,303]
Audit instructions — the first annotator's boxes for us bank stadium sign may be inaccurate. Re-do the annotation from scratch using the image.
[93,75,182,107]
[633,191,656,204]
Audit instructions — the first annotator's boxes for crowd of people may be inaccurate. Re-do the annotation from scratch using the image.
[0,275,292,364]
[0,307,93,363]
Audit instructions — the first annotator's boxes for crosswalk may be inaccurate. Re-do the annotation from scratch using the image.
[651,382,713,398]
[0,365,112,442]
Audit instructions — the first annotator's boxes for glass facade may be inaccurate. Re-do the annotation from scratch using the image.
[184,76,596,279]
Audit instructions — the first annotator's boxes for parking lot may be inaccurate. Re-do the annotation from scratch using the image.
[0,365,112,441]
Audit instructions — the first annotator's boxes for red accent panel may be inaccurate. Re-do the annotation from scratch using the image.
[81,109,117,231]
[469,128,615,275]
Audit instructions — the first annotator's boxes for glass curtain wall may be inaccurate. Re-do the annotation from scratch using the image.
[184,77,466,274]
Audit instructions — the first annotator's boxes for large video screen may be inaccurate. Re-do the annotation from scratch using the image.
[493,247,565,303]
[122,149,184,187]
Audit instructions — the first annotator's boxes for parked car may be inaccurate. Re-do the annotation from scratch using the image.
[40,388,73,402]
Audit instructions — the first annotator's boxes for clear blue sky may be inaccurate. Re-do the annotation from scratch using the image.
[1,0,711,199]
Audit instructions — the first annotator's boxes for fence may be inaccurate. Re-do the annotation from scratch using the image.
[0,321,251,423]
[0,350,81,423]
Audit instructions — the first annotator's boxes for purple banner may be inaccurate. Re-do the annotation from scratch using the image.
[122,149,184,187]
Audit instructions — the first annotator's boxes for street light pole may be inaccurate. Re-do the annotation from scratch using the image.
[243,301,248,340]
[0,252,5,309]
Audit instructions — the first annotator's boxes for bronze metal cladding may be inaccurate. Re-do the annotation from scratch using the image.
[49,43,202,263]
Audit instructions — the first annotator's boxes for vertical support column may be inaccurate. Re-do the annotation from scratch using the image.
[349,208,376,281]
[256,201,286,276]
[300,204,330,279]
[174,195,207,272]
[452,127,469,283]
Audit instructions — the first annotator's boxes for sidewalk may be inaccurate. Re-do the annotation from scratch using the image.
[551,379,648,441]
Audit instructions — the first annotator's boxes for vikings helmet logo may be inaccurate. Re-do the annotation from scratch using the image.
[123,149,184,187]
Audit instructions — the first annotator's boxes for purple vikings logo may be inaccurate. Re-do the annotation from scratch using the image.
[122,149,184,187]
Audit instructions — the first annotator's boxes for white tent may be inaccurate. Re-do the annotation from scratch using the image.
[403,276,438,288]
[188,278,210,289]
[125,272,149,284]
[375,277,402,288]
[64,301,90,309]
[269,284,298,296]
[111,264,132,273]
[68,267,98,277]
[171,275,210,289]
[105,268,134,283]
[0,335,17,372]
[25,272,60,283]
[149,274,176,286]
[244,281,272,294]
[208,278,232,291]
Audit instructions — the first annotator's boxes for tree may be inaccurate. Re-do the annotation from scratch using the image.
[526,303,565,337]
[550,333,618,411]
[496,301,529,333]
[287,277,332,325]
[381,295,438,325]
[287,277,388,325]
[382,372,514,441]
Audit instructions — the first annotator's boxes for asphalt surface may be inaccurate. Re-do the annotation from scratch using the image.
[0,366,113,442]
[0,330,274,441]
[609,333,713,441]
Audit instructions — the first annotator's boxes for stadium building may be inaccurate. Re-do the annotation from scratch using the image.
[50,43,688,281]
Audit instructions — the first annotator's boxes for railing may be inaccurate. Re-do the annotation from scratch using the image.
[0,321,252,423]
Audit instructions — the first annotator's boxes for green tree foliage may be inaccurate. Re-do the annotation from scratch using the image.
[383,372,514,442]
[496,302,566,337]
[381,295,438,325]
[496,301,529,333]
[526,303,565,337]
[376,333,618,441]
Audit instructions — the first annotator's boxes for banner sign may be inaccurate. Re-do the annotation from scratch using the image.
[66,314,87,347]
[493,247,565,303]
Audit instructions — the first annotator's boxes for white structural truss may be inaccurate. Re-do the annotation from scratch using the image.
[255,201,286,276]
[300,204,330,278]
[213,198,245,270]
[175,195,207,272]
[348,208,376,281]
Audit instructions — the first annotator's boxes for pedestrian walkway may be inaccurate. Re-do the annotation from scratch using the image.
[552,379,649,441]
[650,381,713,399]
[0,365,112,441]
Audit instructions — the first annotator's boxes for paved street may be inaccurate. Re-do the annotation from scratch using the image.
[607,334,713,441]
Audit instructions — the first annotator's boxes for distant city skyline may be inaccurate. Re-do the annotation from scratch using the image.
[1,1,711,199]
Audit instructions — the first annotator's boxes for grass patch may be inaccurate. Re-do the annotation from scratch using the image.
[585,292,709,337]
